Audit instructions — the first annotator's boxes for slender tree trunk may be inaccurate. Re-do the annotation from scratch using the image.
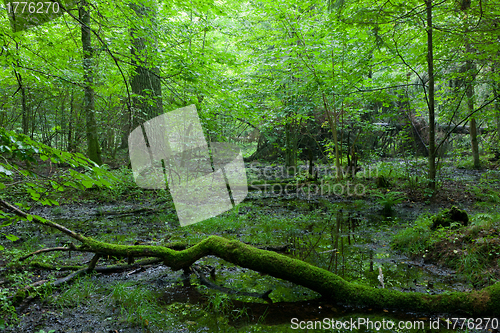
[322,50,342,180]
[461,0,480,169]
[79,0,102,165]
[470,117,479,167]
[284,121,298,176]
[21,84,28,136]
[426,0,436,191]
[493,65,500,150]
[13,67,29,136]
[466,62,479,168]
[496,85,500,149]
[13,42,30,136]
[324,101,341,180]
[67,90,74,152]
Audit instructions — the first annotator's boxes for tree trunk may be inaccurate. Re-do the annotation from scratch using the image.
[67,90,75,152]
[493,65,500,149]
[13,67,29,136]
[284,121,298,176]
[2,198,499,316]
[129,0,163,130]
[467,62,479,168]
[79,0,102,165]
[496,91,500,149]
[426,0,436,191]
[470,117,480,167]
[323,94,342,180]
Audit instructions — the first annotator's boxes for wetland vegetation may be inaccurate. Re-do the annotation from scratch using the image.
[1,0,500,331]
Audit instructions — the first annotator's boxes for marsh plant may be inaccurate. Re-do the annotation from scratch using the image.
[373,191,406,216]
[205,291,232,331]
[0,288,18,329]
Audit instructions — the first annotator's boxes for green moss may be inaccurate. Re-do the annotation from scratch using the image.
[12,289,26,306]
[30,261,53,270]
[483,281,500,309]
[431,206,469,230]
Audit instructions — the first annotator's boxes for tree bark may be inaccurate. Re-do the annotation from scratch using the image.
[493,64,500,149]
[2,198,499,316]
[426,0,436,191]
[284,121,298,176]
[129,0,163,131]
[470,117,480,167]
[13,65,29,136]
[496,87,500,149]
[459,0,480,169]
[323,94,342,180]
[468,73,480,168]
[79,0,102,165]
[67,89,75,152]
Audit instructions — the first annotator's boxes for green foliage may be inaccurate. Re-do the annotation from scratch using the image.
[471,213,496,230]
[393,211,500,286]
[430,206,469,230]
[372,191,405,215]
[205,291,231,317]
[95,167,144,202]
[0,288,18,329]
[51,276,98,308]
[391,214,433,254]
[110,282,171,328]
[0,128,117,247]
[455,246,490,285]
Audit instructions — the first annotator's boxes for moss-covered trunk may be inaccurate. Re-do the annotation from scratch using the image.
[2,199,499,316]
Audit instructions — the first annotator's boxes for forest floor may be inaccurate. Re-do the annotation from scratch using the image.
[1,157,500,332]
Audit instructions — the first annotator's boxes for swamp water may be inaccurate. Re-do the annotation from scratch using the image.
[4,199,493,332]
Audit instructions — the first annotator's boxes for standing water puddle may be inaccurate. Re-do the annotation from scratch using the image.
[154,201,482,332]
[7,199,492,332]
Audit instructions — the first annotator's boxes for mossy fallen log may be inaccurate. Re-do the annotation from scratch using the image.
[1,198,499,316]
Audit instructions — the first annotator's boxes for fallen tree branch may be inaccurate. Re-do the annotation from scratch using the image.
[20,244,76,261]
[10,268,88,306]
[2,198,499,315]
[29,257,162,273]
[14,258,164,307]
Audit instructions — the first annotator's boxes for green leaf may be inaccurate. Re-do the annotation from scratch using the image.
[0,183,5,190]
[40,199,52,206]
[82,180,94,188]
[27,189,41,200]
[100,179,112,187]
[5,234,19,242]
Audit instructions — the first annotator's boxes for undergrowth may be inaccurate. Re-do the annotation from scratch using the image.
[391,212,500,286]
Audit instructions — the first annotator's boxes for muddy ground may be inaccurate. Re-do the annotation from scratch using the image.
[1,161,499,332]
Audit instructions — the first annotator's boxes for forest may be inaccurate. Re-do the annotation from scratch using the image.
[0,0,500,331]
